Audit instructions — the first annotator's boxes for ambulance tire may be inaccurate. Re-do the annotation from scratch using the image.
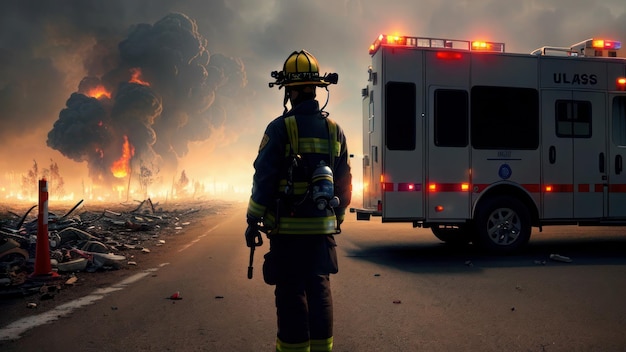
[431,226,472,246]
[474,196,531,253]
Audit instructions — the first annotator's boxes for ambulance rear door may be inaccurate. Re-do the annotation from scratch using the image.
[425,50,471,221]
[608,93,626,218]
[380,48,424,221]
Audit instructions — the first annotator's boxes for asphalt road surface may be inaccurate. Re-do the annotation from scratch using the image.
[1,202,626,352]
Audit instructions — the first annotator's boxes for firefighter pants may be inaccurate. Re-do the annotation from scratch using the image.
[275,274,333,352]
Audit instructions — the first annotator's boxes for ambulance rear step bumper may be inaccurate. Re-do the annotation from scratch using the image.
[350,208,382,221]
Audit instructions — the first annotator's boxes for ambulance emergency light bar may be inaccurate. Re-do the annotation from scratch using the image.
[569,38,622,57]
[591,39,621,50]
[368,34,506,55]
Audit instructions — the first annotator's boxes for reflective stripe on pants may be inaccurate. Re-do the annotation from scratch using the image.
[311,337,333,352]
[276,337,333,352]
[276,338,310,352]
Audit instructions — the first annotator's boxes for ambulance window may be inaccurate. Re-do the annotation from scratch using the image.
[555,100,592,138]
[471,86,539,149]
[385,82,416,150]
[434,89,468,147]
[613,97,626,146]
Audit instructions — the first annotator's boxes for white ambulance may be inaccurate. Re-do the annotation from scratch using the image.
[355,34,626,252]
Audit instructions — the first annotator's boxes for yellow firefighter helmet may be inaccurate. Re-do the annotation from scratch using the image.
[269,50,338,88]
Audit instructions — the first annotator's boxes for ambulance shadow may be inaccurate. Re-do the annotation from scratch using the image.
[343,234,626,274]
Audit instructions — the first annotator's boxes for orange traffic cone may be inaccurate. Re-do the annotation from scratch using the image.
[30,178,59,279]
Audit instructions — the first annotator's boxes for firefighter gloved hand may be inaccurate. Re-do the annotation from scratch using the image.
[245,216,263,248]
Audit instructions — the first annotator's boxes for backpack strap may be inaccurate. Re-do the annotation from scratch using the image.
[284,115,339,166]
[326,118,338,168]
[284,115,299,155]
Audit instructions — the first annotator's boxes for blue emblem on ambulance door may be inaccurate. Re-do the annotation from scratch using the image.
[499,164,512,179]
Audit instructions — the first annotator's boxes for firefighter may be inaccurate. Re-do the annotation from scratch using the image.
[246,49,352,352]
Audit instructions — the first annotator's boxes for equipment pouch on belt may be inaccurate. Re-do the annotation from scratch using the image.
[262,250,279,285]
[317,235,338,274]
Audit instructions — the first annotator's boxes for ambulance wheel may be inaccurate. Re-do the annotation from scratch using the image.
[474,196,531,253]
[431,225,472,245]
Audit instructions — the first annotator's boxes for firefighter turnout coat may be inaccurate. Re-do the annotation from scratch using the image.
[247,99,352,234]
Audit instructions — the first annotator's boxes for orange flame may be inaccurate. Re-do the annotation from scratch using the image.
[110,135,135,178]
[86,85,112,99]
[130,68,150,86]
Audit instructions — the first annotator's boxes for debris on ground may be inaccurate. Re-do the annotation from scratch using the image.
[0,198,216,299]
[549,253,573,263]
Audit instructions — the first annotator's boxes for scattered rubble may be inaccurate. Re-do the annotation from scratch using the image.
[549,253,573,263]
[65,275,78,285]
[0,198,213,299]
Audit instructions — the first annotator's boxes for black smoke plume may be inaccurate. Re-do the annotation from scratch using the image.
[47,12,246,186]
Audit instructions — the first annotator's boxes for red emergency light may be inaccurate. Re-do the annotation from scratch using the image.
[592,39,622,50]
[617,78,626,91]
[436,51,464,60]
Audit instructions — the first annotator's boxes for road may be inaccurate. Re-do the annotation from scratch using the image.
[1,202,626,351]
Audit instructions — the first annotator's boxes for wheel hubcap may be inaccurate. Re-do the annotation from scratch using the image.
[486,208,520,245]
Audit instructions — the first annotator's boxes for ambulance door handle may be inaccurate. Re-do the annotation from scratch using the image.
[599,152,605,173]
[549,146,556,164]
[616,155,623,175]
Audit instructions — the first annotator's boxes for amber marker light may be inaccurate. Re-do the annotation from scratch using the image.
[545,185,553,192]
[472,41,489,50]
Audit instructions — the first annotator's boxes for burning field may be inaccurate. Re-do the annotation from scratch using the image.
[18,12,247,201]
